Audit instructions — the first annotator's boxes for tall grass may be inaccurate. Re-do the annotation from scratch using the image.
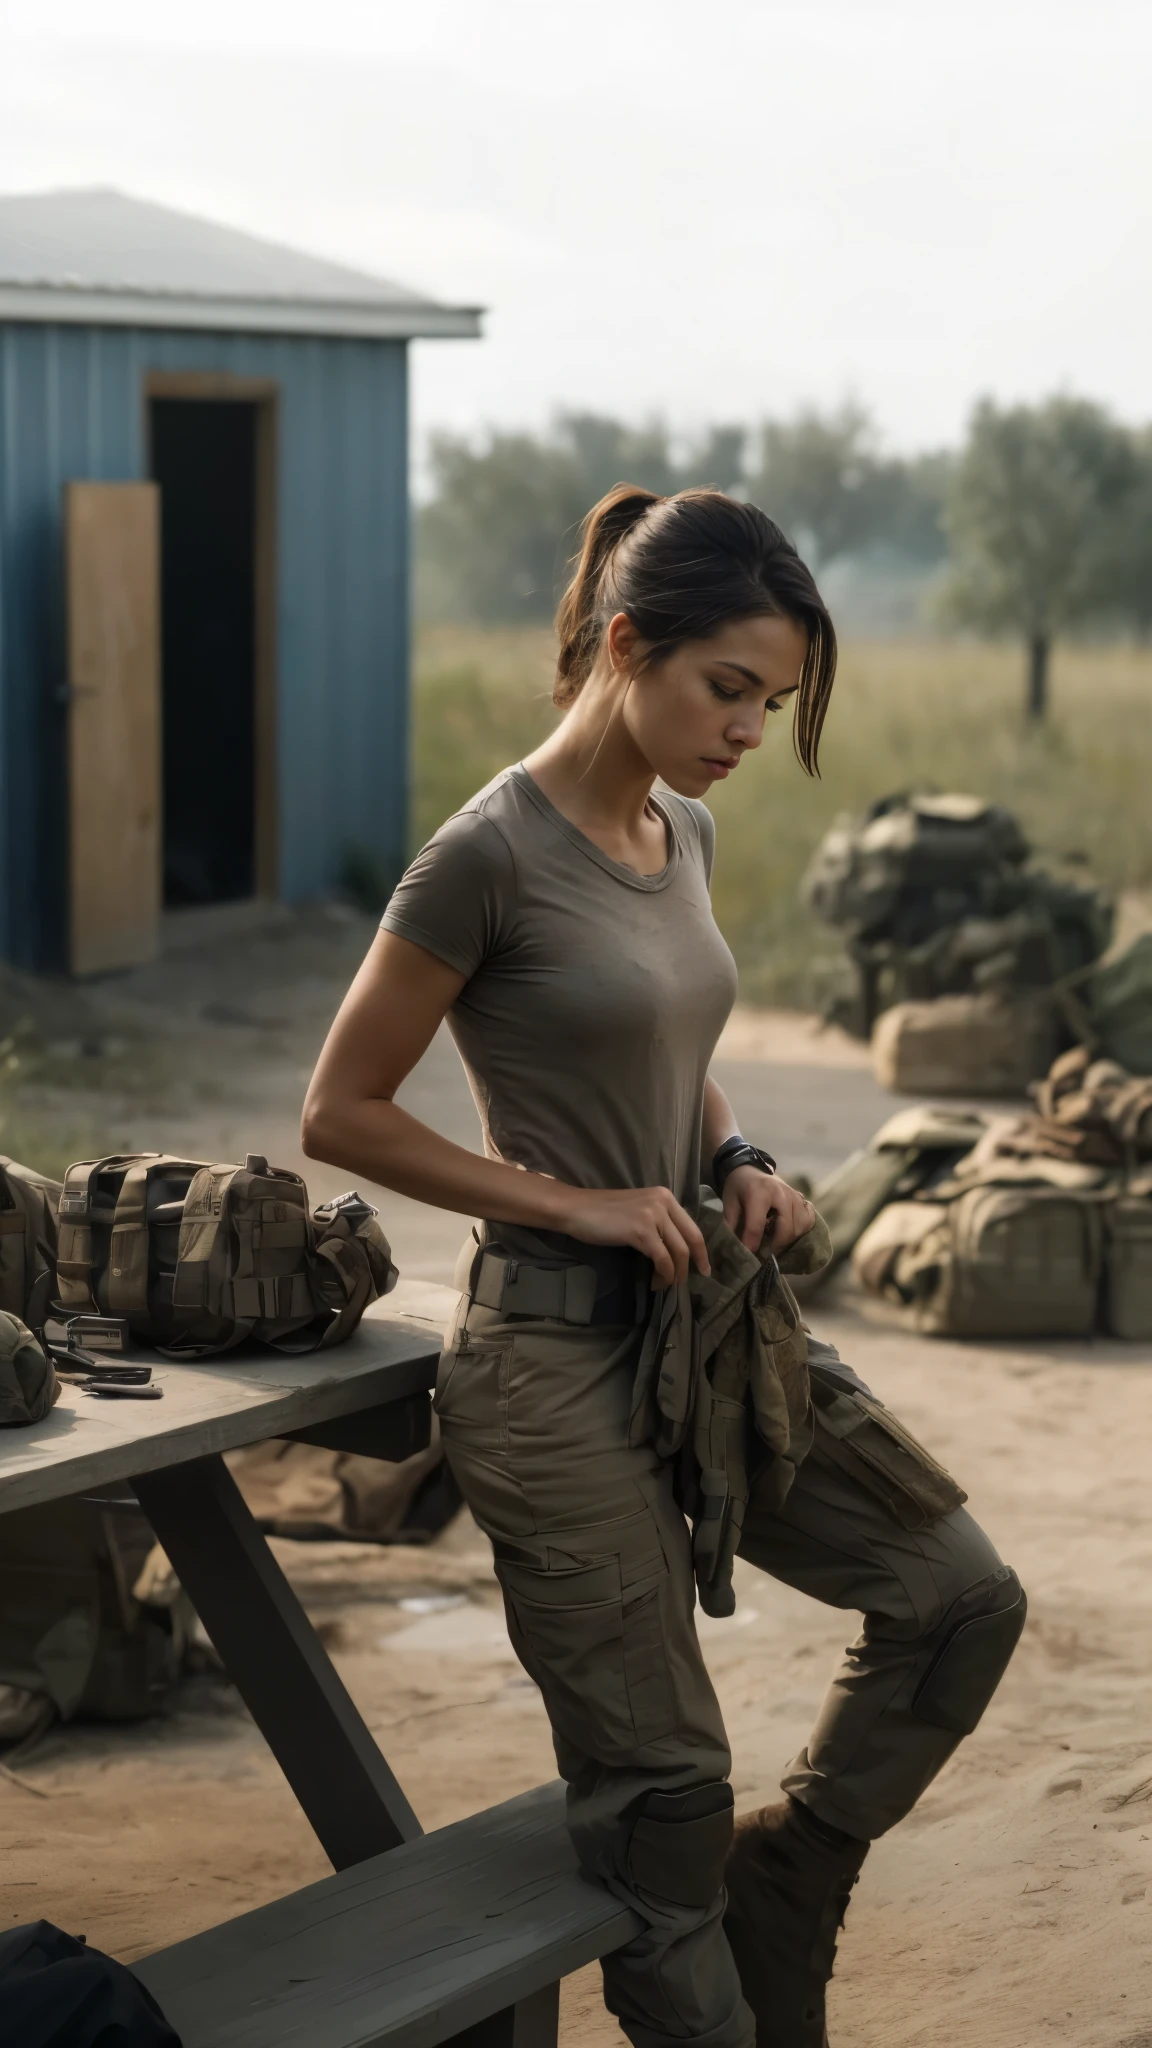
[413,628,1152,1006]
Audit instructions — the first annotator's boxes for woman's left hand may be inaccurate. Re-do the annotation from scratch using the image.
[722,1165,815,1254]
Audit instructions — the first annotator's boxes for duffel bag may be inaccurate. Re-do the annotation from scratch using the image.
[854,1161,1108,1338]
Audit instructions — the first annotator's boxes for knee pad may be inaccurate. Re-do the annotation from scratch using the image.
[913,1565,1026,1737]
[626,1781,734,1909]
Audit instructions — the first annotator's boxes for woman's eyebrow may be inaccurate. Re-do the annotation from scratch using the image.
[713,660,799,700]
[714,660,766,688]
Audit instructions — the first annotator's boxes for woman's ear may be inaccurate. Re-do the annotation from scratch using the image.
[605,612,643,673]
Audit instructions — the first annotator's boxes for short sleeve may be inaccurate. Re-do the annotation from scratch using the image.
[380,809,518,978]
[668,796,717,888]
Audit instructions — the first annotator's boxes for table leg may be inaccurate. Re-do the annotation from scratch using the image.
[133,1452,421,1871]
[449,1982,561,2048]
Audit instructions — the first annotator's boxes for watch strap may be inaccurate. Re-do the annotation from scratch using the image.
[711,1136,777,1193]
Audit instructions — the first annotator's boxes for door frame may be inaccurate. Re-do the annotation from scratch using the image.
[145,372,279,901]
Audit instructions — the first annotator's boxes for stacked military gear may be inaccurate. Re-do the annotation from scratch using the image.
[802,791,1113,1054]
[811,1047,1152,1338]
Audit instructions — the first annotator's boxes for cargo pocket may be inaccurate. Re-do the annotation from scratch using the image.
[432,1324,511,1452]
[809,1371,966,1530]
[496,1535,677,1757]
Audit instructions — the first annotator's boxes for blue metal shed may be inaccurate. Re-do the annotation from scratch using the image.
[0,188,480,974]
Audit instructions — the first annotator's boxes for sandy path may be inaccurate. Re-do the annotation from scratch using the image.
[2,915,1150,2045]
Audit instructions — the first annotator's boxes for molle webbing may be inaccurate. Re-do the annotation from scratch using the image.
[47,1151,396,1358]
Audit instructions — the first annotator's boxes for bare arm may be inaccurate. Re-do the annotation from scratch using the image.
[302,930,709,1284]
[702,1073,815,1253]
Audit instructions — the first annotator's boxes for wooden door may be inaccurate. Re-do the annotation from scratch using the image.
[66,482,161,974]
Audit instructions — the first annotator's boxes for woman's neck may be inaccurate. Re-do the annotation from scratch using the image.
[522,675,669,874]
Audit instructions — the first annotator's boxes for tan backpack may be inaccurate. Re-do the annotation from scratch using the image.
[871,992,1059,1098]
[0,1155,62,1330]
[56,1153,396,1355]
[853,1153,1108,1339]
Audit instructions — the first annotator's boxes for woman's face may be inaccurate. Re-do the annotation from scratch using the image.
[609,611,809,799]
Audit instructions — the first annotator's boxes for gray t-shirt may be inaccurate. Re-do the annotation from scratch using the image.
[380,764,738,1229]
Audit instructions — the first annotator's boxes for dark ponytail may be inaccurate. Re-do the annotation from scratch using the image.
[554,484,661,707]
[553,484,837,775]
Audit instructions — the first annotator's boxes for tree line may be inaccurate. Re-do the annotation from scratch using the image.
[417,396,1152,719]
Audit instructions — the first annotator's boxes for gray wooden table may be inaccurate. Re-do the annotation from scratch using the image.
[0,1281,640,2046]
[0,1282,450,1870]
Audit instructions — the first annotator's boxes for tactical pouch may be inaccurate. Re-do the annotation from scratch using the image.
[808,1364,966,1530]
[56,1154,204,1342]
[171,1163,397,1356]
[626,1782,734,1908]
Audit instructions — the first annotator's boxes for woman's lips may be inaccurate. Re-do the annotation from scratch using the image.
[703,757,739,779]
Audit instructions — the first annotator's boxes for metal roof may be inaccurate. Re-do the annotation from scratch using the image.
[0,188,482,341]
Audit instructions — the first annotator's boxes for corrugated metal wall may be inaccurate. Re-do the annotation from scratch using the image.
[0,322,409,969]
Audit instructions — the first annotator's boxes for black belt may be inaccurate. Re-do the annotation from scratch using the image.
[454,1234,652,1327]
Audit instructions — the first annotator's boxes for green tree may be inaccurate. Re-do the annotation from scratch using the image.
[940,396,1140,719]
[417,414,745,624]
[1100,426,1152,640]
[746,403,950,571]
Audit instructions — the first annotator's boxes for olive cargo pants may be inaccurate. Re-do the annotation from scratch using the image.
[435,1298,1022,2048]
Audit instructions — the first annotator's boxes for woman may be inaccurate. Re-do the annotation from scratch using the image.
[302,487,1025,2048]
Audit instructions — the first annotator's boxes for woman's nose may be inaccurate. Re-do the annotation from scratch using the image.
[726,711,764,752]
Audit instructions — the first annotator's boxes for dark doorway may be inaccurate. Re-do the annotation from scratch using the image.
[152,398,256,906]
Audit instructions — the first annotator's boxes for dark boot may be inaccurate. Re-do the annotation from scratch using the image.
[722,1796,869,2048]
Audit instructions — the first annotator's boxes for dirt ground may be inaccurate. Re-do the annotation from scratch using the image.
[2,908,1150,2047]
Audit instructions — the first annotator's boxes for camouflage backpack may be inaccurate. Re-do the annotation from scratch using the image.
[803,791,1112,1035]
[0,1155,62,1330]
[56,1153,396,1356]
[802,793,1029,944]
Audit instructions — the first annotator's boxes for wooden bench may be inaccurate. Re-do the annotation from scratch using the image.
[135,1782,642,2048]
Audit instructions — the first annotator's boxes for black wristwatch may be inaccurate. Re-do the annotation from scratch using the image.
[711,1135,777,1193]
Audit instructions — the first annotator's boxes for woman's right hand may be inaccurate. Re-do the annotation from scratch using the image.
[550,1185,710,1287]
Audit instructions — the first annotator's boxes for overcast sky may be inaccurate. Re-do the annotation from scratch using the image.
[1,0,1149,454]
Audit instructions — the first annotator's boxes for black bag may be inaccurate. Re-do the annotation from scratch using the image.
[0,1921,180,2048]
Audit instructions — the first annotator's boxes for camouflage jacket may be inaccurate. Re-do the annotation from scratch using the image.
[629,1194,832,1617]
